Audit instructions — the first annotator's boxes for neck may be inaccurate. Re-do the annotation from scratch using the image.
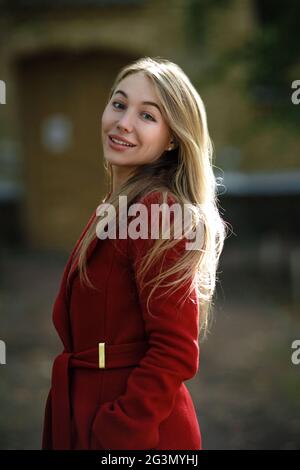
[112,165,137,194]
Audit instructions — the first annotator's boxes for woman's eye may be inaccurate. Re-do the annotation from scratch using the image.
[111,101,156,122]
[112,101,125,109]
[142,112,155,122]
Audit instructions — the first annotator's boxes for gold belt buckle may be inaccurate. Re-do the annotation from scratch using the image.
[98,342,105,368]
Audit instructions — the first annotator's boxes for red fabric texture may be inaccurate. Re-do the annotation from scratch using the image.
[42,190,202,450]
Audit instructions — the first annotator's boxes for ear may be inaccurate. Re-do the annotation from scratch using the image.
[170,135,179,149]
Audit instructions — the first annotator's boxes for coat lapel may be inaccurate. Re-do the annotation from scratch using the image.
[52,210,97,351]
[66,224,98,296]
[66,190,112,290]
[52,192,111,351]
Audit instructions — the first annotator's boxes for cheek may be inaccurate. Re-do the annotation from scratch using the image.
[144,126,166,148]
[145,126,169,150]
[101,108,112,132]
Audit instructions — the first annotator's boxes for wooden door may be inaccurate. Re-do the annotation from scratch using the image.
[15,50,136,250]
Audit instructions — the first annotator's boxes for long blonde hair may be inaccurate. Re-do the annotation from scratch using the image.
[68,57,228,340]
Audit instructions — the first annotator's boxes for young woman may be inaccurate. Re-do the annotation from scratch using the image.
[42,57,227,450]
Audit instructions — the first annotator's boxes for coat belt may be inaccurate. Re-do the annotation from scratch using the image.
[50,340,149,449]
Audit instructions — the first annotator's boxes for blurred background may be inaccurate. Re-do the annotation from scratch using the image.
[0,0,299,450]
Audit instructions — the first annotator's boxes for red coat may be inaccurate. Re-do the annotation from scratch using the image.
[42,190,202,450]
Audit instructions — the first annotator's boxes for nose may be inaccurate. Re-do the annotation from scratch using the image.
[116,109,134,133]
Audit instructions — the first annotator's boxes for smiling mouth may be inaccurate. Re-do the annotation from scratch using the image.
[108,135,136,147]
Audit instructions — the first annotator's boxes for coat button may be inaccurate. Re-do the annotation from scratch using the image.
[98,342,105,368]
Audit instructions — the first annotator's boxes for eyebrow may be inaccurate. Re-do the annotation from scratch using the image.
[113,89,162,114]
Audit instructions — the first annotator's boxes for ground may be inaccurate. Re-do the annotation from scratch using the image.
[0,244,299,449]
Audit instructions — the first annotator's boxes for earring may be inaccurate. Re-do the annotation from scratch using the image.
[167,139,175,151]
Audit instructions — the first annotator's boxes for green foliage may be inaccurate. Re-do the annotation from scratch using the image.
[185,0,232,46]
[185,0,300,129]
[244,2,300,91]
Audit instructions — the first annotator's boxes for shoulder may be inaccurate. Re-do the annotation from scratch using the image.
[127,189,185,254]
[136,189,179,207]
[131,189,181,232]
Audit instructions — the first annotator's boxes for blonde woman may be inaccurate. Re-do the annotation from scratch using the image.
[42,57,227,450]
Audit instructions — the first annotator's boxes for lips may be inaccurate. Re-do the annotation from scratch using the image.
[108,135,136,147]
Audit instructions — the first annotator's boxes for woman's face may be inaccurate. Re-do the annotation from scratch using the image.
[101,71,172,172]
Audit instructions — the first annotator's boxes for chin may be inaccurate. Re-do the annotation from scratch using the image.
[105,156,133,167]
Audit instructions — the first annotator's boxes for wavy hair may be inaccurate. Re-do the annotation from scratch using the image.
[67,56,228,340]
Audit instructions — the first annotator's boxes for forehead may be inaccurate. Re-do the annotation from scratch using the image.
[114,72,158,100]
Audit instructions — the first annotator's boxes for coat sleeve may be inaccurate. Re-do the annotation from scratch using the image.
[91,190,200,450]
